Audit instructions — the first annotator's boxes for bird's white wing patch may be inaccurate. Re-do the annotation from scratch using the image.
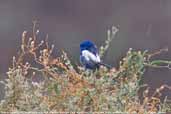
[96,54,101,63]
[82,50,101,63]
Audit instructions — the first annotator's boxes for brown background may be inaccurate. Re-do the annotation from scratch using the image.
[0,0,171,99]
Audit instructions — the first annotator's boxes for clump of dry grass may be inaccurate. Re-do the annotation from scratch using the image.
[0,22,171,113]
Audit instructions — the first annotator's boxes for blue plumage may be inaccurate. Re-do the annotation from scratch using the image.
[80,40,111,69]
[80,40,98,55]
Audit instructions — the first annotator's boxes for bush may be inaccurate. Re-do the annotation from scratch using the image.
[0,22,171,113]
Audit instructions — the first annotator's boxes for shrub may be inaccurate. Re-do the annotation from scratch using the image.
[0,22,171,113]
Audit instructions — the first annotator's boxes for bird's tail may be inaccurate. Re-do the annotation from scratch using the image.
[98,62,112,69]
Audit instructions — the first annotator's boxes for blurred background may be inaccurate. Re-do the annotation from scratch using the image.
[0,0,171,99]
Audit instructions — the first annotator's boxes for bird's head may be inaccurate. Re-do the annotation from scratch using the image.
[80,40,98,54]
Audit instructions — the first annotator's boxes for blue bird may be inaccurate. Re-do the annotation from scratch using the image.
[80,40,111,70]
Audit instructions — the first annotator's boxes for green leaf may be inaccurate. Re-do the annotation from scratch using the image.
[150,60,171,65]
[54,83,61,95]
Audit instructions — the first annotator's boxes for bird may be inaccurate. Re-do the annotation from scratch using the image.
[80,40,111,70]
